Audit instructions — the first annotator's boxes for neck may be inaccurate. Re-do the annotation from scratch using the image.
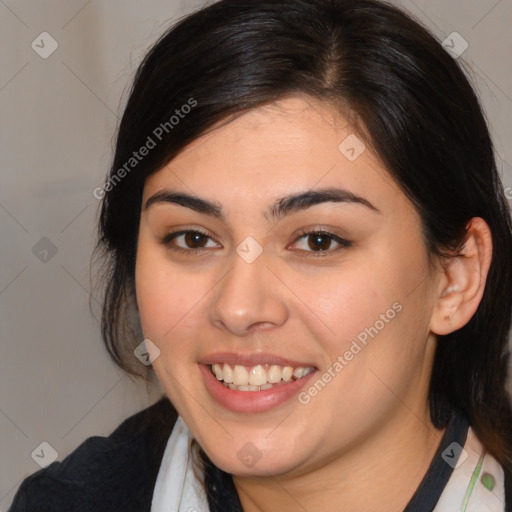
[232,405,445,512]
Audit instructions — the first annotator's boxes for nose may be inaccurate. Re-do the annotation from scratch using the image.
[208,249,289,336]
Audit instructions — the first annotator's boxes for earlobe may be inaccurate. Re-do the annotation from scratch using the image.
[430,217,493,336]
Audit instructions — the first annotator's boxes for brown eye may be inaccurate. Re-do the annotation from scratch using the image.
[183,231,209,248]
[291,230,351,254]
[307,233,333,251]
[161,230,221,252]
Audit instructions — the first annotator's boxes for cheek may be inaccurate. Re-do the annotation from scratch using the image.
[294,248,430,381]
[134,247,211,410]
[135,244,207,352]
[295,260,401,352]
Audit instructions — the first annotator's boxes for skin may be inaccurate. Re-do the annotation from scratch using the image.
[135,95,492,511]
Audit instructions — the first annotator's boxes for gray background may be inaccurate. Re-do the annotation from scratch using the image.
[1,0,511,509]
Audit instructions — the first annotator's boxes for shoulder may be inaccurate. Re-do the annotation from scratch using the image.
[435,426,509,511]
[8,396,178,512]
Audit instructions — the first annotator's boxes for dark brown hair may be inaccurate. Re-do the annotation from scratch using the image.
[94,0,512,476]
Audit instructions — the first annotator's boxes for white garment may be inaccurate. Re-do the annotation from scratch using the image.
[433,427,506,511]
[151,417,506,512]
[151,416,209,512]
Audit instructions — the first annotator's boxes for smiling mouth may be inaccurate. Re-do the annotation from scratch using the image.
[210,363,315,391]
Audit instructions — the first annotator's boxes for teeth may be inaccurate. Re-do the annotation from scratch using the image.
[248,365,267,386]
[233,365,249,386]
[282,366,293,381]
[293,367,304,379]
[293,367,314,378]
[222,382,280,391]
[267,365,282,383]
[222,363,233,383]
[211,363,315,391]
[212,363,223,380]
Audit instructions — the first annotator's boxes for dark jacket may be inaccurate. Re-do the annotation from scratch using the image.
[8,397,178,512]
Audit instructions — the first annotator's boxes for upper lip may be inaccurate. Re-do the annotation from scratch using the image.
[199,352,317,368]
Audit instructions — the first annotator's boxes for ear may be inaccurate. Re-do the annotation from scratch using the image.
[430,217,493,336]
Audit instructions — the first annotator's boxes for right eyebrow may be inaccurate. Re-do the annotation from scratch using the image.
[144,190,225,220]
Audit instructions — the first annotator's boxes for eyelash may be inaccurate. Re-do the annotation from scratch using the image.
[160,229,217,255]
[293,229,352,256]
[160,228,352,257]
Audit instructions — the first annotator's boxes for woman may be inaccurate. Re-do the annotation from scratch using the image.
[9,0,512,510]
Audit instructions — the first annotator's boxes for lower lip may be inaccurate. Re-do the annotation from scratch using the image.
[199,364,318,413]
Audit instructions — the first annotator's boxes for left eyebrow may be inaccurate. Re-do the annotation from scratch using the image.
[143,186,380,221]
[265,186,381,222]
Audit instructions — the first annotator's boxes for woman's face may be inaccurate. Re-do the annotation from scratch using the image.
[135,96,440,477]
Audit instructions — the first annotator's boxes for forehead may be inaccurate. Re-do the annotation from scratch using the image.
[142,96,402,211]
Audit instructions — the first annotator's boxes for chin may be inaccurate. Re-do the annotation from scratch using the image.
[203,442,303,478]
